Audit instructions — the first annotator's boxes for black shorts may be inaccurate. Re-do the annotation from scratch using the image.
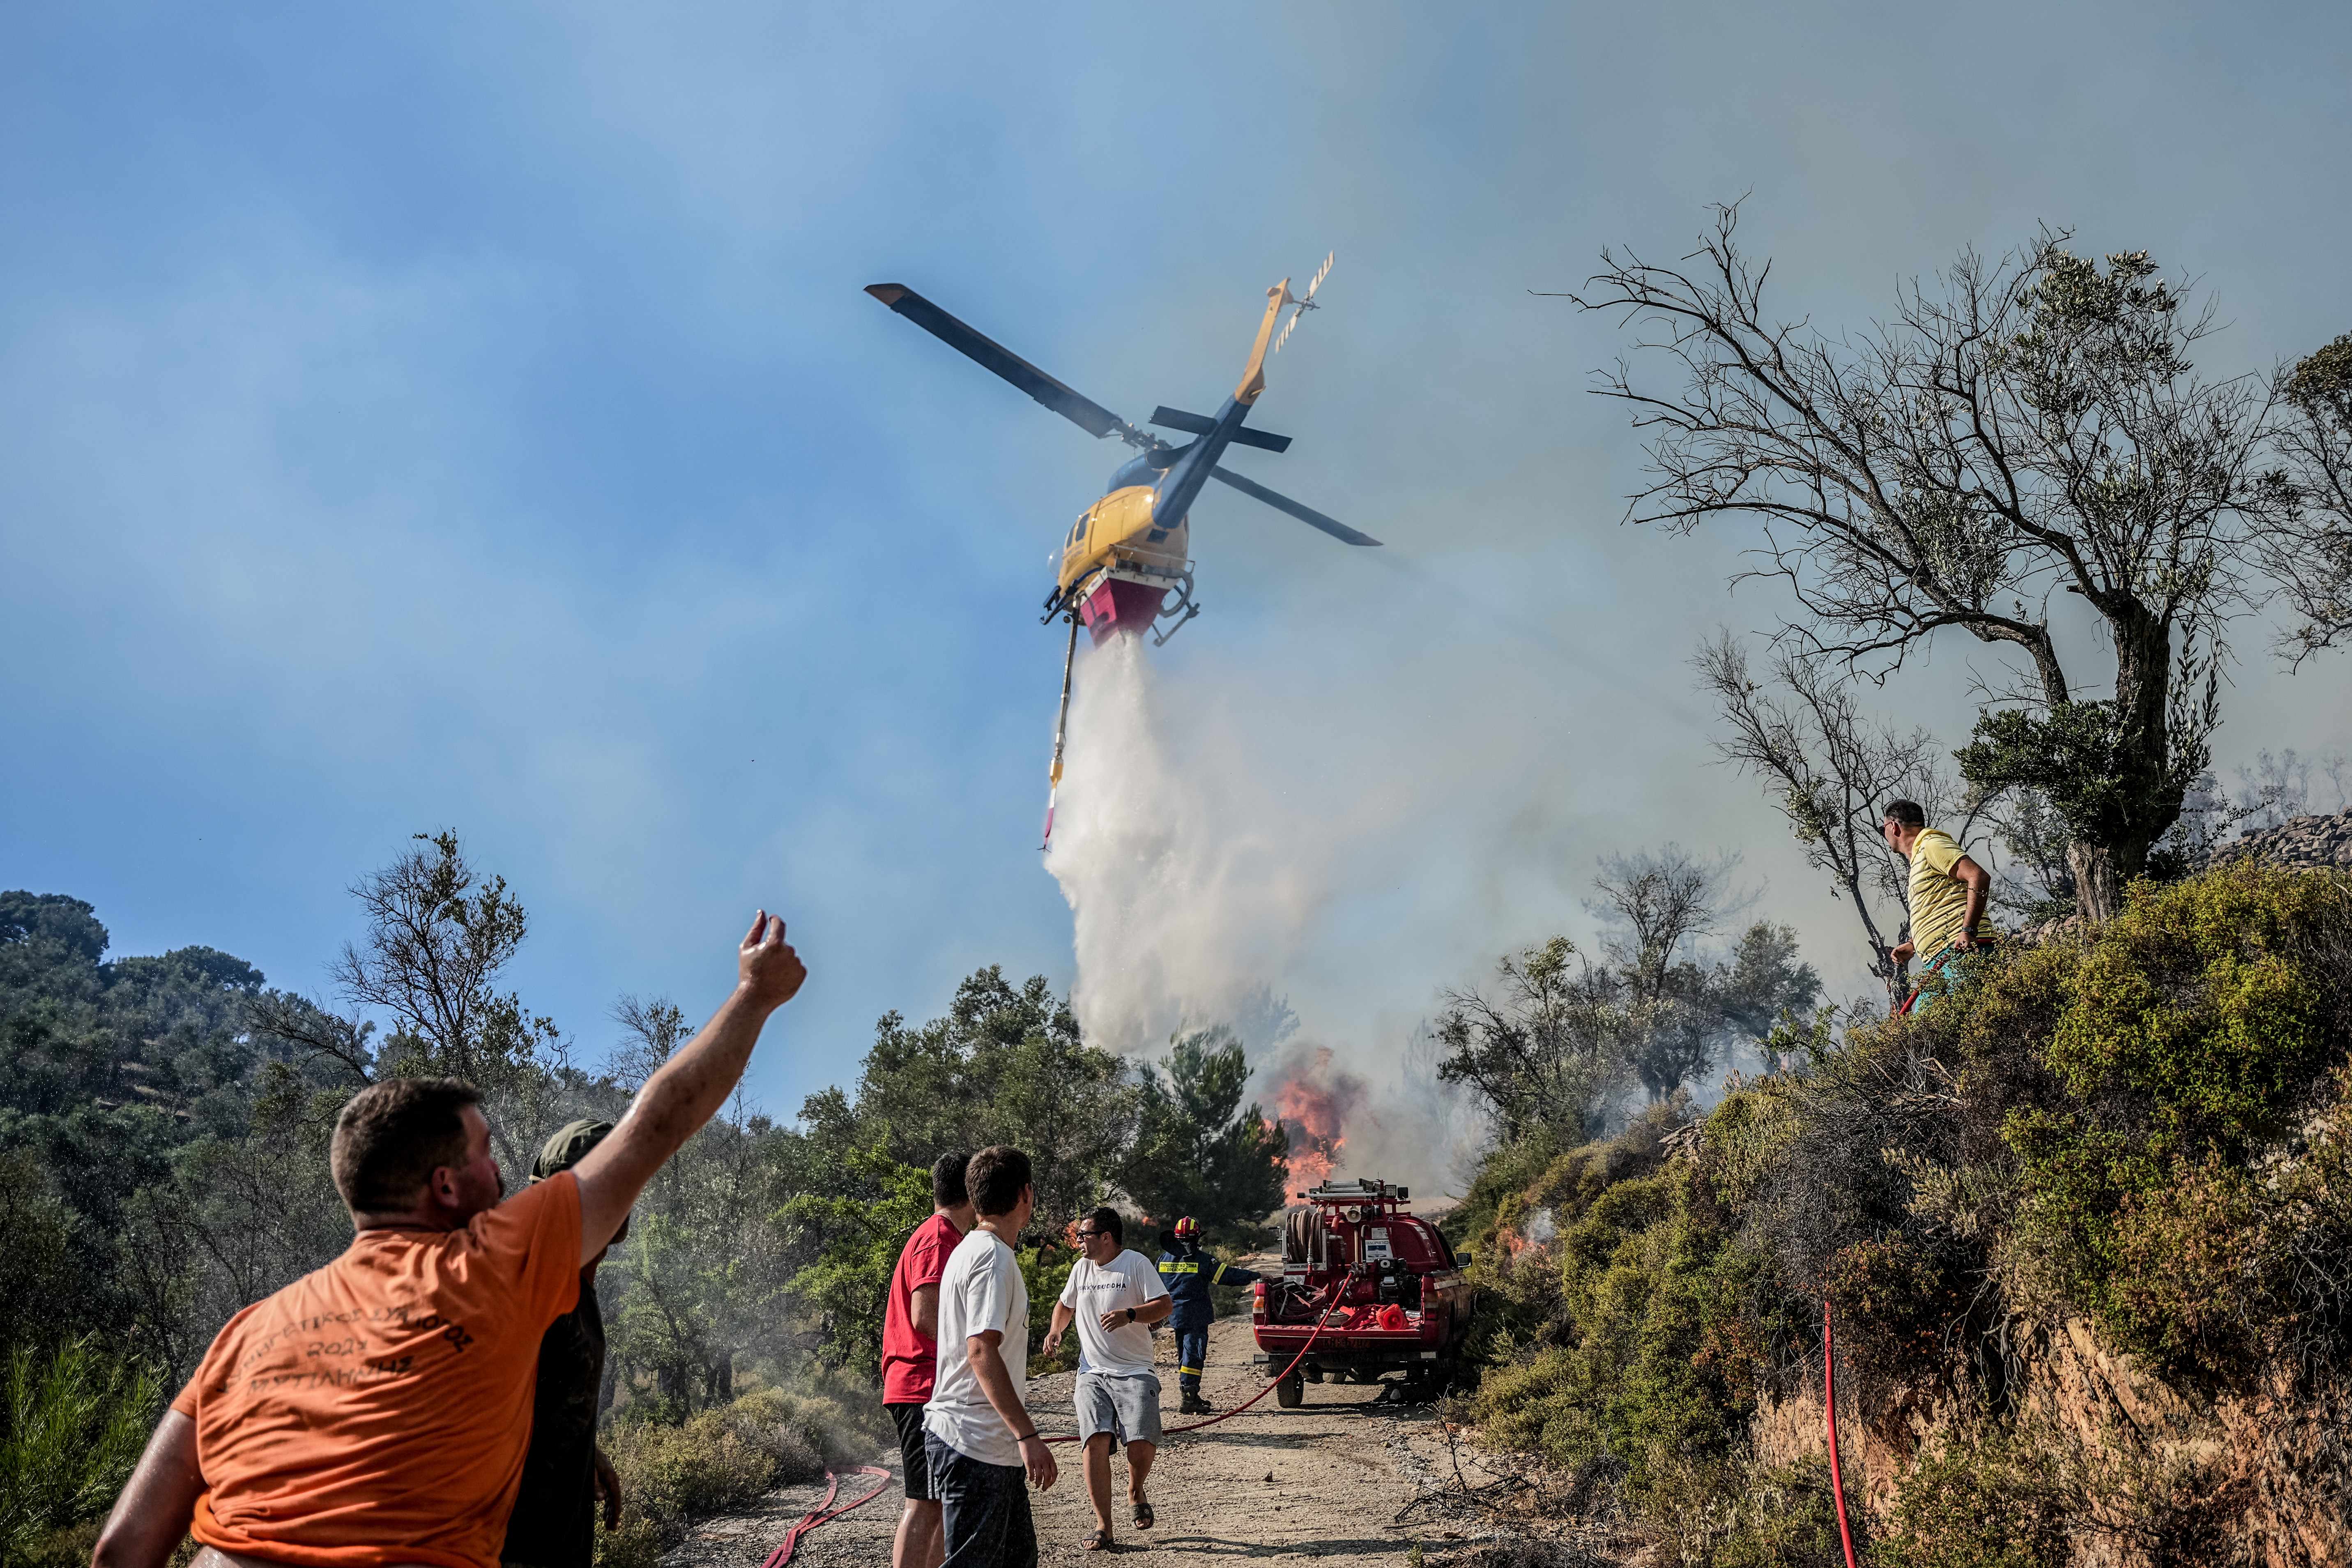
[888,1402,936,1502]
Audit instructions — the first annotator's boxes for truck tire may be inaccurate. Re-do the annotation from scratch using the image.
[1275,1370,1304,1408]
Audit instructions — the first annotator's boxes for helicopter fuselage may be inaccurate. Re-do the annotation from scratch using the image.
[1052,286,1290,643]
[862,261,1356,849]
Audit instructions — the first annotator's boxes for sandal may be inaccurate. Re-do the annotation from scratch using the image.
[1132,1499,1155,1529]
[1082,1528,1116,1552]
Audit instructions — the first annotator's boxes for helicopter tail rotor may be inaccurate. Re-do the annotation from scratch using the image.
[1272,252,1334,355]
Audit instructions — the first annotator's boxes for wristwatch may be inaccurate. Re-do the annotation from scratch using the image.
[1125,1307,1136,1324]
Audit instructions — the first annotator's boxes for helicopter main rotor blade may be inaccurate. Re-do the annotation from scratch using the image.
[1207,466,1382,546]
[866,283,1123,440]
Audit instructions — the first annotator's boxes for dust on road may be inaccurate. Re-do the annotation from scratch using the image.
[667,1317,1517,1568]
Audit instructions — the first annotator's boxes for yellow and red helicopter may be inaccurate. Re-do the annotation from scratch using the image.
[865,258,1376,847]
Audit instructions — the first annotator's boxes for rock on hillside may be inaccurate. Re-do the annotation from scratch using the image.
[2209,809,2352,870]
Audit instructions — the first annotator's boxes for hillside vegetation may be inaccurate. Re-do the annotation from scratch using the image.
[1447,861,2352,1566]
[0,834,1298,1563]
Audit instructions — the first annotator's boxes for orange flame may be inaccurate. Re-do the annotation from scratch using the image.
[1269,1046,1369,1196]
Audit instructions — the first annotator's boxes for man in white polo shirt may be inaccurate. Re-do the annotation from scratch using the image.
[1041,1206,1172,1552]
[924,1147,1056,1568]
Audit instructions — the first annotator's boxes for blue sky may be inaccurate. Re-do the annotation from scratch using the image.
[6,1,2350,1131]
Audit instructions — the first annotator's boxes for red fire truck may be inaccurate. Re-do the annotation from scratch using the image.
[1250,1178,1476,1405]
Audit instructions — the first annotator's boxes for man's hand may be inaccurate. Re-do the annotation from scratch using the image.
[1097,1307,1131,1334]
[739,912,808,1013]
[576,912,805,1262]
[594,1445,624,1529]
[1040,1324,1064,1356]
[1889,940,1915,966]
[1017,1433,1059,1491]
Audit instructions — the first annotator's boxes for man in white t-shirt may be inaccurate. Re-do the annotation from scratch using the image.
[923,1146,1056,1568]
[1042,1207,1172,1552]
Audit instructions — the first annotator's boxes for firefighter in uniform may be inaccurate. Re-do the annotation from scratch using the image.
[1156,1216,1262,1414]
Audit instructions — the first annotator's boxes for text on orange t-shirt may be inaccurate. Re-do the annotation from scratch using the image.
[170,1171,584,1568]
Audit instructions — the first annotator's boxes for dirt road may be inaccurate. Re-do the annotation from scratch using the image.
[670,1317,1517,1568]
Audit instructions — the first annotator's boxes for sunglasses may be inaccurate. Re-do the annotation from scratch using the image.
[1075,1229,1109,1241]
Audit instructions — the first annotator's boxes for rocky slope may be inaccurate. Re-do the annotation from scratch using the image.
[2209,809,2352,870]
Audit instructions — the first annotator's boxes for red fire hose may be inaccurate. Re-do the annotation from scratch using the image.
[1824,1299,1859,1568]
[1119,1278,1349,1439]
[759,1463,895,1568]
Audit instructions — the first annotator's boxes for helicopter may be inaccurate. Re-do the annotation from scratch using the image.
[864,258,1377,848]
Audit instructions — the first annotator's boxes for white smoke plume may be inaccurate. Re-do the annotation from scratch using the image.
[1045,633,1317,1052]
[1045,632,1497,1202]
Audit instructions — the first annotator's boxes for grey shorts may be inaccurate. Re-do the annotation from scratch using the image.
[1075,1371,1162,1448]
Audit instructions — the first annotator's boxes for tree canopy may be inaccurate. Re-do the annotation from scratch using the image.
[1574,210,2332,919]
[1116,1027,1289,1234]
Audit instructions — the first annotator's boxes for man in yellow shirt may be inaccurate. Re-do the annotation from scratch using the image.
[1883,800,1993,1015]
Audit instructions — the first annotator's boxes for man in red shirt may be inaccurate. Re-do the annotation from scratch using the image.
[884,1151,975,1568]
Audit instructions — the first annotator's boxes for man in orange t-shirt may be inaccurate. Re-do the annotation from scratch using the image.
[92,912,809,1568]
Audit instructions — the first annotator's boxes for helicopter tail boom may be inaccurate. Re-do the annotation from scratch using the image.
[1231,280,1292,408]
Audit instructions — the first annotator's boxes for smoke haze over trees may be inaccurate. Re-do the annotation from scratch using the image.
[1434,844,1820,1143]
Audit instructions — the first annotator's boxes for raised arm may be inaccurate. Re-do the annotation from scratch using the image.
[573,912,805,1261]
[92,1409,203,1568]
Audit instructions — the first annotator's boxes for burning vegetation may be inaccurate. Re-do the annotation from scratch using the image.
[1269,1045,1370,1192]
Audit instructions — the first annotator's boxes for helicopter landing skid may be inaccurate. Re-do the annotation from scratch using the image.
[1151,571,1201,647]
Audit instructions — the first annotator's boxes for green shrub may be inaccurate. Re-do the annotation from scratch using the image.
[595,1375,893,1559]
[1874,1423,2071,1568]
[0,1340,157,1563]
[603,1409,776,1538]
[1995,866,2352,1379]
[1462,865,2352,1551]
[1699,1086,1802,1213]
[1473,1150,1767,1502]
[591,1509,665,1568]
[1821,1234,1965,1375]
[1015,1243,1076,1365]
[601,1381,852,1554]
[2046,863,2339,1150]
[713,1386,828,1480]
[1645,1451,1848,1568]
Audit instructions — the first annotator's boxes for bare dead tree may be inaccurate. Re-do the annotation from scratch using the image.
[1592,846,1734,972]
[1569,209,2285,919]
[608,994,689,1093]
[2262,333,2352,664]
[243,992,376,1083]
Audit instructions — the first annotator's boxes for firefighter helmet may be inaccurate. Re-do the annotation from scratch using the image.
[1173,1216,1200,1239]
